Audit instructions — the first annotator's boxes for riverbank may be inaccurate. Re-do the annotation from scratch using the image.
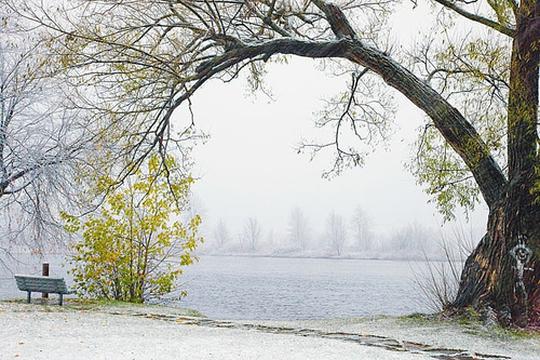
[198,252,458,262]
[1,300,538,359]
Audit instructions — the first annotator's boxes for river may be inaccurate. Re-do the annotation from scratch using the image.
[1,254,441,320]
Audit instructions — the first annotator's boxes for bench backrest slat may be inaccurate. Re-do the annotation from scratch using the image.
[15,274,69,293]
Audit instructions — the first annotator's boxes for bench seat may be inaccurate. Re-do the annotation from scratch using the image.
[15,274,74,305]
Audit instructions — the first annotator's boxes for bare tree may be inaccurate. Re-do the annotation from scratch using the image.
[326,212,346,256]
[287,207,310,251]
[242,217,261,252]
[186,194,207,222]
[266,229,275,249]
[213,219,230,248]
[351,206,372,250]
[388,223,434,257]
[11,0,540,325]
[0,10,96,254]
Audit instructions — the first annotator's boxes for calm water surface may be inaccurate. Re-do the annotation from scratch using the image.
[174,256,431,320]
[0,255,432,320]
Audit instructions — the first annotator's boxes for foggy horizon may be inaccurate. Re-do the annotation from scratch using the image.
[174,2,491,244]
[184,57,489,243]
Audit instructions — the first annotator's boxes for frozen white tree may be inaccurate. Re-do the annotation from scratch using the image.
[326,212,347,256]
[213,219,230,248]
[388,223,436,258]
[242,217,261,252]
[351,206,372,250]
[0,12,95,254]
[287,207,310,251]
[266,229,275,249]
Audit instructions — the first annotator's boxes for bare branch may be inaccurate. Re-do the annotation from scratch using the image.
[432,0,515,37]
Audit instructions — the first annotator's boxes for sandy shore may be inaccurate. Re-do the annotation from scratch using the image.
[0,301,538,360]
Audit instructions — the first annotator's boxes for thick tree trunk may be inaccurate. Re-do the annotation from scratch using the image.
[455,1,540,327]
[454,194,540,327]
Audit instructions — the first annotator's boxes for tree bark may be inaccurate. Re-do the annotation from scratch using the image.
[454,1,540,327]
[454,197,540,327]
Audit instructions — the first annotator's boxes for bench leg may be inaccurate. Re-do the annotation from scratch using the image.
[59,293,63,306]
[27,291,31,304]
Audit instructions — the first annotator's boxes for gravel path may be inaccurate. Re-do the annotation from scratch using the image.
[0,302,538,360]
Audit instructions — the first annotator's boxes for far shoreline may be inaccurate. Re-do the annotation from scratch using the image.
[197,253,462,262]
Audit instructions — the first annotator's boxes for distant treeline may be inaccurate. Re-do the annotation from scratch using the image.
[199,207,479,261]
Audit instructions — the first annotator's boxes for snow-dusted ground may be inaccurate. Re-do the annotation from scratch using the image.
[0,302,538,360]
[245,317,540,360]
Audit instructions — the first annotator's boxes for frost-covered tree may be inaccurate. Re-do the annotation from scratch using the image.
[351,206,372,250]
[242,217,261,251]
[326,212,347,256]
[0,8,94,253]
[388,223,434,255]
[213,219,230,248]
[287,207,310,251]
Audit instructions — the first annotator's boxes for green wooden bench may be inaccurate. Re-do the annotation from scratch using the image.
[15,274,73,305]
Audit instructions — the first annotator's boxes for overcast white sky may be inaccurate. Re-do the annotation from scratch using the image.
[173,3,489,239]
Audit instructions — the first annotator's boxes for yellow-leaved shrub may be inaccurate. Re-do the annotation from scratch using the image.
[63,154,203,303]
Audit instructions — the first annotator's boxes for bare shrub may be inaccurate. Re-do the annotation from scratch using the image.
[412,225,477,313]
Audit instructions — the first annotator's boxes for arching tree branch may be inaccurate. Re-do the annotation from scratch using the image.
[432,0,516,37]
[183,31,509,207]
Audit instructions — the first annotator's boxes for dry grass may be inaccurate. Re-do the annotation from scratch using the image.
[412,225,477,313]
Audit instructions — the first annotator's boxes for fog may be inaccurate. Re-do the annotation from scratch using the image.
[166,3,491,260]
[181,59,488,258]
[195,203,482,260]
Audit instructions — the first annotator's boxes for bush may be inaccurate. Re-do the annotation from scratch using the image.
[63,155,203,303]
